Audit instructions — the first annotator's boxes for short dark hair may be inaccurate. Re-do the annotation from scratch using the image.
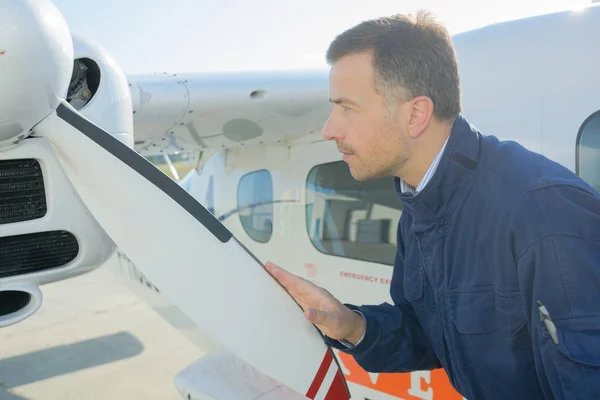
[326,10,461,122]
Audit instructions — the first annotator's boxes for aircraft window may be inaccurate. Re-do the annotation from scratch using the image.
[306,161,402,266]
[206,176,215,215]
[237,170,273,243]
[577,111,600,193]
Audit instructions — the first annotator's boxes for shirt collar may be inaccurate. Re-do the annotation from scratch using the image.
[396,134,450,195]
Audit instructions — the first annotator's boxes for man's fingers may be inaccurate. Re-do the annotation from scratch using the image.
[265,261,291,283]
[265,261,306,294]
[305,307,334,327]
[264,261,282,276]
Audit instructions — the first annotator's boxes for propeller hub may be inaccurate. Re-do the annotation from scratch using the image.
[0,0,74,144]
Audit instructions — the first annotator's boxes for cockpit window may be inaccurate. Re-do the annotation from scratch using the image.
[305,161,402,266]
[577,111,600,193]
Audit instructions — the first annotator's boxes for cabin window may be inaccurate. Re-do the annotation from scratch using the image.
[237,170,273,243]
[305,161,402,266]
[206,176,215,215]
[577,111,600,193]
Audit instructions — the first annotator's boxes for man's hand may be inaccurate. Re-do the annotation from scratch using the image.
[265,261,366,344]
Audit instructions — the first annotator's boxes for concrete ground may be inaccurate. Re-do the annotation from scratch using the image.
[0,264,205,400]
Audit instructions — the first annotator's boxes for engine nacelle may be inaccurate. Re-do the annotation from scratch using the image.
[0,27,134,326]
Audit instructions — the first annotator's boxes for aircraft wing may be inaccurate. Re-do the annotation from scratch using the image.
[128,69,332,156]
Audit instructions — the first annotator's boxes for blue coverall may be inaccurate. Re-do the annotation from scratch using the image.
[326,114,600,399]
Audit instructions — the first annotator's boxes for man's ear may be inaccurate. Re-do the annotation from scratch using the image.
[406,96,434,139]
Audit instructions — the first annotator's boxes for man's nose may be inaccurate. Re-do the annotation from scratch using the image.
[321,114,343,141]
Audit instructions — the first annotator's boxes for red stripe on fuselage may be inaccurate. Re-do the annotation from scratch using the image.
[305,350,333,399]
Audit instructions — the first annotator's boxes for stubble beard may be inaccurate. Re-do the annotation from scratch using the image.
[348,124,410,182]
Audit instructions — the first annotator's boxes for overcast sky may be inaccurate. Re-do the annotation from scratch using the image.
[52,0,591,74]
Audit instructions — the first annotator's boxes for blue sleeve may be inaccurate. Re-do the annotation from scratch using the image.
[517,234,600,399]
[325,302,441,373]
[325,252,441,373]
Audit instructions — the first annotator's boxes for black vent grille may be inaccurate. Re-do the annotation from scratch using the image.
[0,231,79,278]
[0,159,47,225]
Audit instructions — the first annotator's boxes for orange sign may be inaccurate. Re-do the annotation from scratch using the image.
[338,352,463,399]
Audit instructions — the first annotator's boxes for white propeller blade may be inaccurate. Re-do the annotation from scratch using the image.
[33,102,350,400]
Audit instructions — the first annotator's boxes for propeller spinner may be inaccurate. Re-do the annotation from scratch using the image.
[0,0,73,146]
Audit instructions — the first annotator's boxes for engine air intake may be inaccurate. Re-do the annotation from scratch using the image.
[0,159,47,225]
[0,231,79,278]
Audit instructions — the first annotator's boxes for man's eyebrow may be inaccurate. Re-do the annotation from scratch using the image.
[329,97,359,107]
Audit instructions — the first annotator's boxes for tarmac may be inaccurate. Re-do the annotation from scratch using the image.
[0,260,205,399]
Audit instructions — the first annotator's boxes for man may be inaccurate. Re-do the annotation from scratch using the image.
[265,9,600,400]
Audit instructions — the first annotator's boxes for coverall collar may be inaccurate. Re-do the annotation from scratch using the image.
[394,113,482,221]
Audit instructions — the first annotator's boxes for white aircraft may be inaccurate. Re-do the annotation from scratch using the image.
[1,0,599,399]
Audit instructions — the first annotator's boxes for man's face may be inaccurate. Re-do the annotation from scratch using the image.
[322,52,412,181]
